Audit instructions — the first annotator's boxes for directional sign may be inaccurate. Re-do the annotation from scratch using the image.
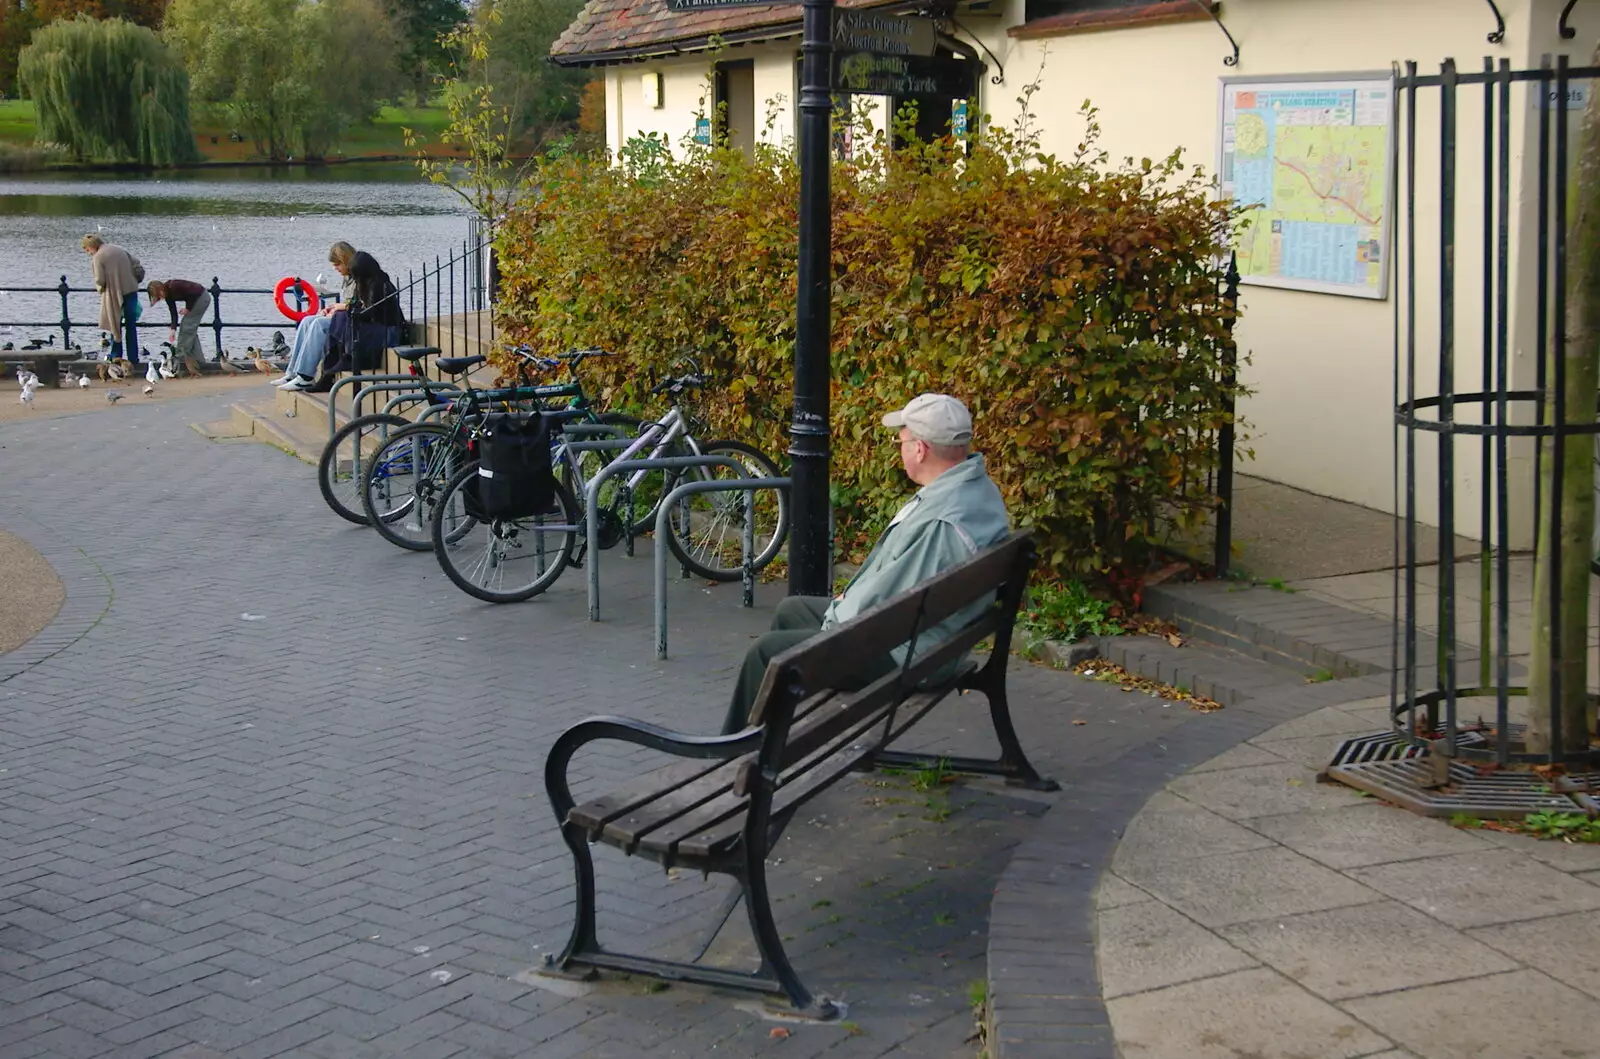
[832,52,977,99]
[831,10,936,57]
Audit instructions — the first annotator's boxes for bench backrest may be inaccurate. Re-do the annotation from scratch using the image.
[748,531,1036,770]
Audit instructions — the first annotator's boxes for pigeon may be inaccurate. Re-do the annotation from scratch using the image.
[78,375,90,389]
[106,390,123,403]
[142,384,155,396]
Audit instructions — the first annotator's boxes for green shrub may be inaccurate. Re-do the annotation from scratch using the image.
[495,100,1243,579]
[1019,580,1123,645]
[0,140,69,171]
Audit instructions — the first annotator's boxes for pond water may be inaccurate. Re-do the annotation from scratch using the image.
[0,163,471,353]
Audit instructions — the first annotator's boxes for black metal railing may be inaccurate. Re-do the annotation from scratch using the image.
[0,227,497,362]
[0,275,328,356]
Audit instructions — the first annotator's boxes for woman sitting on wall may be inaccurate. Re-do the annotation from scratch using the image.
[291,250,406,394]
[274,241,357,390]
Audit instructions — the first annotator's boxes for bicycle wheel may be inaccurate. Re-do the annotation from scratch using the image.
[318,414,410,525]
[431,462,580,603]
[663,439,789,581]
[362,423,468,552]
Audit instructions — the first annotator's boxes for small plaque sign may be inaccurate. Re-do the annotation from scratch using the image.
[831,10,937,57]
[832,52,977,99]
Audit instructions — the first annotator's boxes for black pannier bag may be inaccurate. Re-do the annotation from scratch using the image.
[474,412,561,519]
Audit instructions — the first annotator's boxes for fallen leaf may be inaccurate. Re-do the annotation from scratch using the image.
[1166,633,1185,647]
[770,1027,791,1039]
[1072,719,1087,726]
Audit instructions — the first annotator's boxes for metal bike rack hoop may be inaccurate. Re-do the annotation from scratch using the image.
[655,476,791,659]
[329,373,427,435]
[585,455,749,622]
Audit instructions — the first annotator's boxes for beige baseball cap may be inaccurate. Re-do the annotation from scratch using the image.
[881,393,973,445]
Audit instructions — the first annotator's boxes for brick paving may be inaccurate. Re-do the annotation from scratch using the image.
[0,393,1324,1059]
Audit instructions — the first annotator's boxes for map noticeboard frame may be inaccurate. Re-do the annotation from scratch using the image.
[1218,72,1395,300]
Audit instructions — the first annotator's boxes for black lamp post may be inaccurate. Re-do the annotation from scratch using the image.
[787,0,835,598]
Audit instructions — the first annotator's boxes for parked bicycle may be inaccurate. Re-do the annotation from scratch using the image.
[427,365,788,603]
[358,348,635,552]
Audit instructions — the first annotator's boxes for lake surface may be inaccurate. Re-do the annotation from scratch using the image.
[0,163,471,353]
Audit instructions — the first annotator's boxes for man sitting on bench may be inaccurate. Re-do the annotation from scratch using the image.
[722,392,1011,734]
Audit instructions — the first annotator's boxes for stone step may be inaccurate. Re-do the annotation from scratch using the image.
[1142,580,1470,680]
[1094,635,1311,708]
[227,398,332,465]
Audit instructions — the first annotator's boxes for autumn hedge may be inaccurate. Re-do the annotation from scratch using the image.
[494,108,1243,578]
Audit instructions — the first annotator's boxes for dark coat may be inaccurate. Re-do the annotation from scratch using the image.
[348,251,404,329]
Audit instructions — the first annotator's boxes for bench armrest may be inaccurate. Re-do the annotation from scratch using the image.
[544,715,764,821]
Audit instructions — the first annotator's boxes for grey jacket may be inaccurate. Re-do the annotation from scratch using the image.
[824,454,1011,663]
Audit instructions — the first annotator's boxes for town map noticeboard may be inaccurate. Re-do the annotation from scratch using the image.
[1219,75,1394,299]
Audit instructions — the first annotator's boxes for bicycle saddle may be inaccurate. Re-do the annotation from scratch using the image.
[392,345,440,362]
[437,355,486,374]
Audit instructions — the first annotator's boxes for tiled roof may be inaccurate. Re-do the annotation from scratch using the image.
[551,0,907,65]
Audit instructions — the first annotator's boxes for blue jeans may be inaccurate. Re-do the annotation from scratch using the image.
[110,292,140,362]
[287,313,336,377]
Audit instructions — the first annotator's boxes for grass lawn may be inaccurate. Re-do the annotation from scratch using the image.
[0,99,36,145]
[0,98,464,162]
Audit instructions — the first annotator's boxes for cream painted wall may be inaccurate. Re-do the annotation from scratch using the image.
[594,0,1600,539]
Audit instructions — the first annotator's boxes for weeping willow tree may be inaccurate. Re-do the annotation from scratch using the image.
[18,16,199,166]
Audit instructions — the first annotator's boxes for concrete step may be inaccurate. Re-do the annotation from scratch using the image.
[1094,635,1312,708]
[228,398,333,465]
[1144,580,1437,679]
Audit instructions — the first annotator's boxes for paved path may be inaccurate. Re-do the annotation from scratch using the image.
[0,391,1280,1059]
[1099,696,1600,1059]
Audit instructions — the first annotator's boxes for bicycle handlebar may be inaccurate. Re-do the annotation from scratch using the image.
[650,373,707,395]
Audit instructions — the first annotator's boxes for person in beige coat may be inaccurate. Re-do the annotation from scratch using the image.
[82,234,143,364]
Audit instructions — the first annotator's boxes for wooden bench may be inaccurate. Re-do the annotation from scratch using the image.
[542,530,1055,1016]
[2,349,79,388]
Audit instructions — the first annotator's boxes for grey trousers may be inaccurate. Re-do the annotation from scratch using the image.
[174,290,210,368]
[721,595,895,735]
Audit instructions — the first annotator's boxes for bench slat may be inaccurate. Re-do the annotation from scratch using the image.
[678,686,952,861]
[629,693,898,863]
[750,532,1030,727]
[568,755,729,835]
[568,686,844,837]
[776,624,990,773]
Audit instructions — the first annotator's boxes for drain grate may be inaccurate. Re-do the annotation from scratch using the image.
[1327,728,1489,766]
[1324,746,1600,819]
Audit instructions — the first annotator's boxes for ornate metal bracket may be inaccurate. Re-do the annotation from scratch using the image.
[948,17,1005,84]
[1484,0,1506,43]
[1195,0,1239,67]
[1560,0,1579,39]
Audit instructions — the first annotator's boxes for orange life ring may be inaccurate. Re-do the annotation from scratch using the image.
[273,276,321,322]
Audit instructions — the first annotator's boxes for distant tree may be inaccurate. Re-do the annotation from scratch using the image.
[0,1,40,95]
[165,0,403,161]
[17,15,199,164]
[387,0,466,106]
[576,75,604,148]
[484,0,587,146]
[30,0,166,25]
[1,0,166,97]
